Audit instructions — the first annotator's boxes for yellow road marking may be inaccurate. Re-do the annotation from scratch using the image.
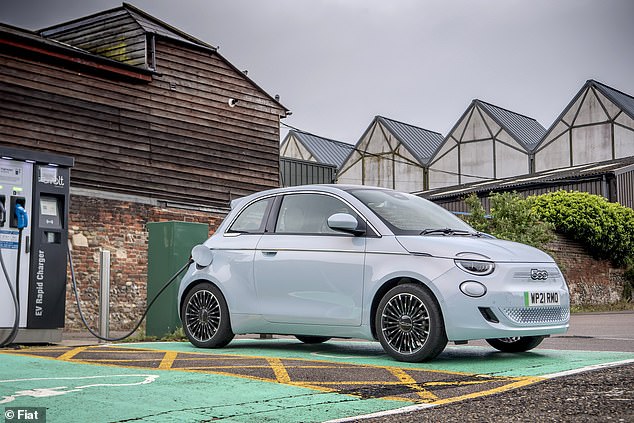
[57,346,89,361]
[0,345,544,406]
[266,357,291,383]
[158,351,178,370]
[388,367,439,402]
[430,376,544,405]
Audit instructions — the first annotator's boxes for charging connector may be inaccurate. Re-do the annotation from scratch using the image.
[9,197,26,229]
[15,203,28,229]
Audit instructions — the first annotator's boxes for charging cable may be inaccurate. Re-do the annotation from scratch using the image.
[0,202,20,348]
[0,250,19,347]
[69,248,192,342]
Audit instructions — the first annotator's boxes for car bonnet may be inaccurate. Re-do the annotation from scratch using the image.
[396,235,555,263]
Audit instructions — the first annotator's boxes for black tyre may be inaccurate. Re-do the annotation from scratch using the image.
[375,283,447,362]
[295,335,331,344]
[485,336,545,353]
[181,282,234,348]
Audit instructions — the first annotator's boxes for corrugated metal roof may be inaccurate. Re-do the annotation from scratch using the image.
[376,116,444,165]
[291,130,355,169]
[476,100,546,151]
[418,155,634,200]
[592,80,634,120]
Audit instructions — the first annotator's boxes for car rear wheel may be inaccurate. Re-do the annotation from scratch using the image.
[295,335,331,344]
[181,282,234,348]
[376,283,447,362]
[485,336,545,352]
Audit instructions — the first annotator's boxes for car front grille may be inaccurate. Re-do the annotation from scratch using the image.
[500,306,569,325]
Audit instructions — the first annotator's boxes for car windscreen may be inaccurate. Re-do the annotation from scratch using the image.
[348,188,475,235]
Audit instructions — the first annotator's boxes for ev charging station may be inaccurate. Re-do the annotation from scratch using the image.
[0,146,73,344]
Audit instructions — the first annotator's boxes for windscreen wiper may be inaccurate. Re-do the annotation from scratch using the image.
[419,228,476,236]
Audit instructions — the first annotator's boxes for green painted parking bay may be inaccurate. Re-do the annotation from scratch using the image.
[1,340,633,422]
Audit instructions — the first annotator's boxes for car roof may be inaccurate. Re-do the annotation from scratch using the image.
[231,184,389,209]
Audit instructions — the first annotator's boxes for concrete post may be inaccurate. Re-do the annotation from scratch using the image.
[99,249,111,342]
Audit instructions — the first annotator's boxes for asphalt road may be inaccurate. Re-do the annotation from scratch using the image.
[459,310,634,352]
[356,311,634,422]
[364,363,634,422]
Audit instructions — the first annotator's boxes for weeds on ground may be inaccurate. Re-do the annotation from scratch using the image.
[571,302,634,313]
[118,326,185,343]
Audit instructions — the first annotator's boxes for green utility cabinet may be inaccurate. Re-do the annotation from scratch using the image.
[146,221,209,338]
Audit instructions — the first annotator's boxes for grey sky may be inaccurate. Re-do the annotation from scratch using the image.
[1,0,633,144]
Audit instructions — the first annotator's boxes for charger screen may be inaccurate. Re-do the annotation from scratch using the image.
[41,197,59,217]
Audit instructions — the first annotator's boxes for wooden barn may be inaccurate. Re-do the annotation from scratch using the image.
[0,4,287,330]
[533,79,634,172]
[428,100,546,189]
[337,115,444,192]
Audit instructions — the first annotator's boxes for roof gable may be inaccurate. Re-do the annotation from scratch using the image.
[475,100,546,151]
[533,79,634,153]
[291,130,354,168]
[591,80,634,121]
[376,116,444,165]
[39,3,214,70]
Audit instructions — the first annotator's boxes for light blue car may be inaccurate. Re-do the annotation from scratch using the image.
[178,185,570,362]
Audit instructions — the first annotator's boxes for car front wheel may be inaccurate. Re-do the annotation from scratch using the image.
[181,282,234,348]
[376,283,447,362]
[485,336,545,352]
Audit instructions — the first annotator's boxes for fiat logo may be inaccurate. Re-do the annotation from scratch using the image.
[530,269,549,280]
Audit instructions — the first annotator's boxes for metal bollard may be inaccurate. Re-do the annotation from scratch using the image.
[99,250,111,342]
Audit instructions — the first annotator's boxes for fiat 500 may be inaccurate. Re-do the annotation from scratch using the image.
[178,185,569,362]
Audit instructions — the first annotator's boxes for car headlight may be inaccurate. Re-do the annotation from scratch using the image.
[455,259,495,276]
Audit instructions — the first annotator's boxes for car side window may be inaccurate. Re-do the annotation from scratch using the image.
[275,193,357,235]
[227,197,272,234]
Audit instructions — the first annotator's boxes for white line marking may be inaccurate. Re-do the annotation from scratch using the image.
[0,374,158,404]
[541,359,634,379]
[324,403,436,423]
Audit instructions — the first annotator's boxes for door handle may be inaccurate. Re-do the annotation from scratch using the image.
[261,251,277,257]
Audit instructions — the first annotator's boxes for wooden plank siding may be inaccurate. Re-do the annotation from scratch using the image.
[0,34,285,209]
[40,9,148,68]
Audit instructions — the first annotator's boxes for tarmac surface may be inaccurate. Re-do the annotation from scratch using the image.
[1,311,633,422]
[360,363,634,422]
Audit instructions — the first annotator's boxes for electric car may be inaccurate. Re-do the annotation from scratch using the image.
[178,185,569,362]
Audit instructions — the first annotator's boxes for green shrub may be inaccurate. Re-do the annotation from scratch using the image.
[463,192,554,248]
[531,191,634,267]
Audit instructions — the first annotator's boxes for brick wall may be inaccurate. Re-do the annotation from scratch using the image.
[546,234,626,305]
[64,193,225,331]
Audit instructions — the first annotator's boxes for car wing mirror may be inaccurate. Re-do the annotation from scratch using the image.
[327,213,366,236]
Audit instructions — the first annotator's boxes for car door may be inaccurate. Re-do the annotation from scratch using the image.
[216,195,274,315]
[254,192,366,326]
